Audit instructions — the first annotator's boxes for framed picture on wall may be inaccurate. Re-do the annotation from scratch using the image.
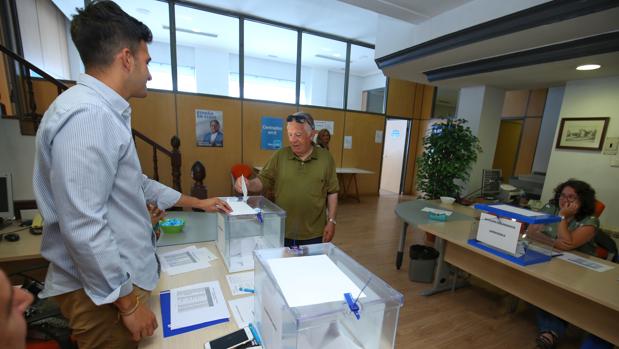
[556,117,609,151]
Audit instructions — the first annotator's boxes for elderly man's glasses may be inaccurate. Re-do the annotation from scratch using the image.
[286,114,315,130]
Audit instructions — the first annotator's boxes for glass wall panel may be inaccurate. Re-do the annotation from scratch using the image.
[174,5,239,95]
[300,33,346,108]
[243,20,298,104]
[347,45,386,113]
[116,0,172,91]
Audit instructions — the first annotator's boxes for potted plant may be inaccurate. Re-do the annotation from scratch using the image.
[416,118,481,200]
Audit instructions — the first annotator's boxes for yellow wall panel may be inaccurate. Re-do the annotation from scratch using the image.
[514,117,542,176]
[502,90,529,117]
[386,79,415,118]
[298,106,345,167]
[130,91,176,189]
[176,94,242,197]
[342,111,385,195]
[242,101,297,168]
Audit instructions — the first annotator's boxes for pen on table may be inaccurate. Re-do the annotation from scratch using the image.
[239,287,255,293]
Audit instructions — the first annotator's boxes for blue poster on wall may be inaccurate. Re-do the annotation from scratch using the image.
[261,116,283,150]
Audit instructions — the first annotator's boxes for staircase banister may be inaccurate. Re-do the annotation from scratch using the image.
[0,44,69,92]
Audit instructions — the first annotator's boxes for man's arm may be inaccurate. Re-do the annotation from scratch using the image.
[323,192,338,242]
[142,175,231,213]
[234,177,263,193]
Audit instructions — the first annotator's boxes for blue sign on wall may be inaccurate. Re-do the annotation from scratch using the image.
[261,116,283,150]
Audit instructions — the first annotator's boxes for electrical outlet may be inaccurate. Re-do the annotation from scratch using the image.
[603,137,618,155]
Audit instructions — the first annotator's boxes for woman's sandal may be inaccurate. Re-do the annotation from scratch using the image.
[535,331,558,349]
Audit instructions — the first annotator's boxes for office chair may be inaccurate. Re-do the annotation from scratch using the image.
[591,200,618,262]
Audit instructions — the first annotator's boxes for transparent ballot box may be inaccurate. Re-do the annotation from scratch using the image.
[470,203,562,266]
[216,196,285,272]
[254,243,404,349]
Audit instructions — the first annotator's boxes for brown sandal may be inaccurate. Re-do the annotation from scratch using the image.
[535,331,558,349]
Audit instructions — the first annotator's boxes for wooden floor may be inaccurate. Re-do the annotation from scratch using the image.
[335,194,584,349]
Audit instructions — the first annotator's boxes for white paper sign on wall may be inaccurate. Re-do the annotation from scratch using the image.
[344,136,352,149]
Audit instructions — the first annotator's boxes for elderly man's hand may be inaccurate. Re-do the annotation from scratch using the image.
[196,197,232,213]
[323,222,335,242]
[234,176,249,194]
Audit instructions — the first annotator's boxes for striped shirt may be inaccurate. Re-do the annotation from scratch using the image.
[33,74,180,305]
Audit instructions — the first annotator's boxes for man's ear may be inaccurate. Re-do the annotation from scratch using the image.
[118,48,133,72]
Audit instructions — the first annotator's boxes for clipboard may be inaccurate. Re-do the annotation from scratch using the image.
[160,290,229,338]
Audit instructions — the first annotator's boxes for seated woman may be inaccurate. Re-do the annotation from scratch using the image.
[529,179,611,349]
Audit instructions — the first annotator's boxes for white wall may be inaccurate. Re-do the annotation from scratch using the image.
[532,86,564,174]
[0,119,36,200]
[542,76,619,230]
[374,0,548,57]
[456,85,504,196]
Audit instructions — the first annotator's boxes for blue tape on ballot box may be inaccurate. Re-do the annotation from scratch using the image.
[467,239,551,266]
[473,204,561,224]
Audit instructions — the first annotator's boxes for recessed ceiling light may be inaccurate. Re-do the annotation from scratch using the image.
[576,64,601,71]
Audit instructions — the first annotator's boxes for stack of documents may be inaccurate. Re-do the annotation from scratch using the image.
[160,281,230,337]
[158,245,218,275]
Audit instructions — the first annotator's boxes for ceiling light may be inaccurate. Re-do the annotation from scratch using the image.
[163,25,217,38]
[136,8,150,15]
[268,54,278,58]
[576,64,601,71]
[315,54,346,63]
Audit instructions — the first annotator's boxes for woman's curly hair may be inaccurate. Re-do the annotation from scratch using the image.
[550,179,596,221]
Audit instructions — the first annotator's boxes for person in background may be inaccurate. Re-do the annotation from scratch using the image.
[32,2,231,348]
[316,128,331,150]
[203,119,224,147]
[235,112,339,246]
[0,268,33,349]
[529,179,611,349]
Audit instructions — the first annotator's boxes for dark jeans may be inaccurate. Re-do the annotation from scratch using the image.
[284,236,323,247]
[536,308,613,349]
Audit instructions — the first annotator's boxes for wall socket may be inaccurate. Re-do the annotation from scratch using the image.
[603,137,618,155]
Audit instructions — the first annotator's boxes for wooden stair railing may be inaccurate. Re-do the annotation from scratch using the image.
[2,44,183,193]
[132,130,182,193]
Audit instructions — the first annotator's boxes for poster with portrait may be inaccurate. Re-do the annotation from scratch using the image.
[196,109,224,147]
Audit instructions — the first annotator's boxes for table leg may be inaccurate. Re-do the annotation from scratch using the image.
[352,173,360,203]
[396,222,408,269]
[419,238,468,296]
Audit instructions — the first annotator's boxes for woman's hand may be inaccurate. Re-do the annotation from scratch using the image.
[559,201,579,218]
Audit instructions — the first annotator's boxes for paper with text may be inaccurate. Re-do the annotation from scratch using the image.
[170,281,229,330]
[225,271,255,296]
[557,252,615,272]
[228,296,255,328]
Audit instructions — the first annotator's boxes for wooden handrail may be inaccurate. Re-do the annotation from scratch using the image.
[0,44,69,92]
[1,44,182,193]
[132,131,182,192]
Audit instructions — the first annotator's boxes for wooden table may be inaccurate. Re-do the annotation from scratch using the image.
[0,221,42,262]
[254,166,374,202]
[140,242,249,349]
[336,167,374,202]
[393,199,475,269]
[416,217,619,345]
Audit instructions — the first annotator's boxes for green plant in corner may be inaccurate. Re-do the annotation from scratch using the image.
[416,118,482,199]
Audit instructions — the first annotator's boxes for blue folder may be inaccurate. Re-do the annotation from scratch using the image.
[160,290,229,338]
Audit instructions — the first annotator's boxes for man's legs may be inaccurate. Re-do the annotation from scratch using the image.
[55,287,150,349]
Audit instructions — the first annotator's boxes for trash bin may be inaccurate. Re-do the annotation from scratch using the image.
[408,245,439,283]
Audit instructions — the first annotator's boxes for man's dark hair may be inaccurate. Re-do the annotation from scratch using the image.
[70,1,152,69]
[550,179,596,221]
